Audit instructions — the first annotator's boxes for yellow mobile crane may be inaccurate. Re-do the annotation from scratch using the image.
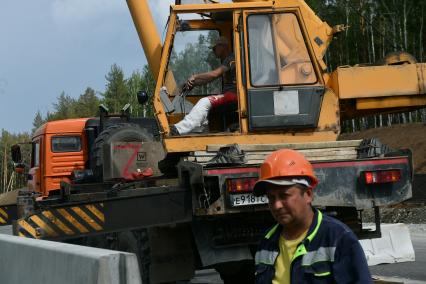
[1,0,426,282]
[128,0,425,152]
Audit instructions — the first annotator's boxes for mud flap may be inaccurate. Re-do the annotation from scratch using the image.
[191,219,252,267]
[148,226,196,283]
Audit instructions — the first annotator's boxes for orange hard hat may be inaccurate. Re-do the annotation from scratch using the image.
[253,149,318,196]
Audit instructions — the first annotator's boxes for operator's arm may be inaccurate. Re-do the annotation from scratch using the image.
[186,65,228,89]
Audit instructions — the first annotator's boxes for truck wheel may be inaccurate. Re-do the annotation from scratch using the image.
[215,260,255,284]
[91,123,153,181]
[116,230,151,284]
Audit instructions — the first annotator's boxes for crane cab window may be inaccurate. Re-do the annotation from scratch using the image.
[168,29,222,96]
[245,12,323,130]
[247,13,317,86]
[51,136,82,153]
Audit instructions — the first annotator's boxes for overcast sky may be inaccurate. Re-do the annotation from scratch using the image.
[0,0,173,134]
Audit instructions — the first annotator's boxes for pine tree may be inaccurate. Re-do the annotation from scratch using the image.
[102,64,129,113]
[32,111,45,133]
[75,87,100,118]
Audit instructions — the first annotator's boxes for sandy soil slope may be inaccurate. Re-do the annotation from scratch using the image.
[339,123,426,174]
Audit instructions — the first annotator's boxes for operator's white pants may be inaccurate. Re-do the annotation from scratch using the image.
[175,97,212,134]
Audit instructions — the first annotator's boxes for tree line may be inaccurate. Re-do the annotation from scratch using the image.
[0,64,155,193]
[32,64,155,131]
[307,0,426,132]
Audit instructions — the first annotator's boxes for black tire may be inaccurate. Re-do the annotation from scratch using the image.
[215,260,255,284]
[90,123,153,181]
[115,230,151,284]
[78,231,150,283]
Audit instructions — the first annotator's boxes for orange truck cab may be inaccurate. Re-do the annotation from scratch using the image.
[27,114,159,198]
[29,118,89,197]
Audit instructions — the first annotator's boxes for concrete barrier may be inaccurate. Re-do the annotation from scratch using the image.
[0,234,141,284]
[361,223,415,266]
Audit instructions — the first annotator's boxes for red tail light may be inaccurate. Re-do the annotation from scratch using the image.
[364,170,401,184]
[226,178,257,193]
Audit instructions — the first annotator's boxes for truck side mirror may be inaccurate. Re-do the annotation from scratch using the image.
[11,144,22,163]
[137,90,149,105]
[11,144,25,173]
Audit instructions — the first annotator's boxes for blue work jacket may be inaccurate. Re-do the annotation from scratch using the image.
[255,209,372,284]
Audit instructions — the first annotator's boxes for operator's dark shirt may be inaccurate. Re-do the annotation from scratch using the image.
[221,52,236,93]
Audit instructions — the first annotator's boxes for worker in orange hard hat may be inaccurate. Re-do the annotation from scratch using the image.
[253,149,372,284]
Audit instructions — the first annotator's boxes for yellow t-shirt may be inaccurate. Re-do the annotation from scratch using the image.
[272,229,308,284]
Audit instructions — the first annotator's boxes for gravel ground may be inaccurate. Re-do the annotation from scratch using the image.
[363,206,426,224]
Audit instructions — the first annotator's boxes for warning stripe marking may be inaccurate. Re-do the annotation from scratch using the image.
[18,228,33,238]
[57,208,89,233]
[42,210,74,235]
[17,202,106,240]
[85,204,104,223]
[0,216,6,224]
[18,220,38,238]
[71,207,102,231]
[0,208,8,219]
[29,215,58,238]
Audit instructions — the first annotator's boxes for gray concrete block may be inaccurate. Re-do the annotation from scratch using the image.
[0,234,141,284]
[0,225,12,235]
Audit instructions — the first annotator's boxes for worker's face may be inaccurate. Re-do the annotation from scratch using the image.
[266,184,313,227]
[213,44,226,59]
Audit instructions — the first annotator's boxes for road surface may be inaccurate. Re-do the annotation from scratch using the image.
[369,225,426,283]
[1,224,426,283]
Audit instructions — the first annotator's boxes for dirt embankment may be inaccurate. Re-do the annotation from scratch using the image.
[339,123,426,174]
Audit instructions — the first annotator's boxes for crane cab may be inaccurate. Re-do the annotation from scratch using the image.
[149,1,340,153]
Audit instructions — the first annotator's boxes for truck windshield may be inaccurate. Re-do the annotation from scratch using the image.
[168,29,222,95]
[51,136,81,153]
[247,12,317,86]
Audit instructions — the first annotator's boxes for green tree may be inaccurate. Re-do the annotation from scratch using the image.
[0,129,31,192]
[47,92,77,121]
[127,66,155,117]
[168,32,221,95]
[32,111,45,133]
[102,64,129,112]
[75,87,100,118]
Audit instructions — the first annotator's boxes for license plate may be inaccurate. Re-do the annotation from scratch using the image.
[230,194,268,207]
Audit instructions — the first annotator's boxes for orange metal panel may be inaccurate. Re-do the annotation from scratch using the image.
[356,95,426,110]
[153,12,178,135]
[335,64,421,99]
[33,118,89,137]
[127,0,162,80]
[163,131,338,153]
[172,2,273,12]
[418,63,426,94]
[316,89,340,133]
[44,133,86,195]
